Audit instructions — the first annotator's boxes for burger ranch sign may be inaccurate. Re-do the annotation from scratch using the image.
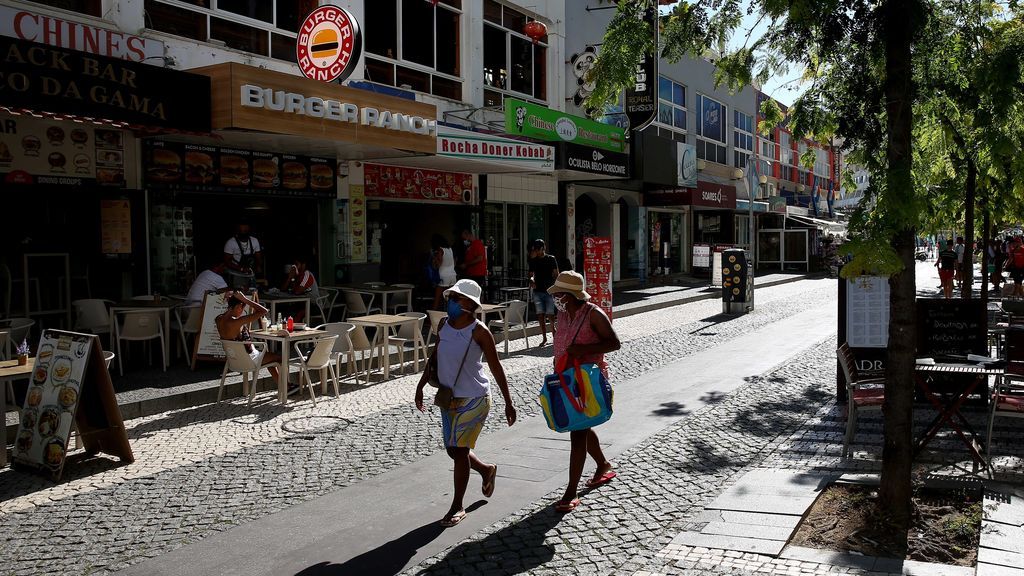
[240,84,436,136]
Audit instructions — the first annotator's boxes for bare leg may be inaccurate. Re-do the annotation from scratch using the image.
[585,429,613,482]
[538,313,548,345]
[444,448,492,521]
[561,429,589,503]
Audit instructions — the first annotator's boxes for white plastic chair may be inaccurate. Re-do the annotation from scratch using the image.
[488,300,529,357]
[217,339,282,406]
[73,299,113,345]
[425,310,448,348]
[103,350,115,369]
[312,287,339,324]
[344,290,381,318]
[388,284,415,314]
[173,305,202,359]
[349,324,378,379]
[291,335,338,405]
[388,312,427,374]
[316,322,365,386]
[114,310,166,376]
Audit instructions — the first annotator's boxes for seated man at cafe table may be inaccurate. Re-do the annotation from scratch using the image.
[279,256,319,322]
[215,291,296,396]
[184,261,228,306]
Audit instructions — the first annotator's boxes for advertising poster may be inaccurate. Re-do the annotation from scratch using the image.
[100,199,131,255]
[0,114,125,187]
[584,237,613,320]
[349,185,367,263]
[692,244,711,268]
[362,163,473,203]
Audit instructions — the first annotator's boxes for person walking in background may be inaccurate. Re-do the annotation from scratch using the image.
[528,239,559,346]
[431,234,458,310]
[415,279,516,527]
[1005,236,1024,297]
[954,236,966,291]
[459,229,488,287]
[936,240,957,299]
[548,271,621,512]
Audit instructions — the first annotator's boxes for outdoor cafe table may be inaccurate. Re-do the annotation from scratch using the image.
[0,357,34,468]
[259,292,311,324]
[340,285,413,315]
[346,314,420,380]
[109,300,177,368]
[913,362,1003,471]
[249,328,326,404]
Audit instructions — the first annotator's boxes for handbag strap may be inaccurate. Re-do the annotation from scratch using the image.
[439,319,475,392]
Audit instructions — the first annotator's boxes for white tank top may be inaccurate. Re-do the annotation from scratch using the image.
[438,247,457,286]
[437,319,489,398]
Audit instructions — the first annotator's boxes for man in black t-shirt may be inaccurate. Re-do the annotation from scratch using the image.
[528,239,560,346]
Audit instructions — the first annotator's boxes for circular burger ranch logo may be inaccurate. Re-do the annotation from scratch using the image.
[296,6,363,83]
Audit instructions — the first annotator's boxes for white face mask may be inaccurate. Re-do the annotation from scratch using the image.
[553,295,568,313]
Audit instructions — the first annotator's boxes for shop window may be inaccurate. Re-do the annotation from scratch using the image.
[30,0,101,16]
[734,151,750,169]
[145,0,300,62]
[483,1,548,103]
[363,0,463,100]
[696,93,727,165]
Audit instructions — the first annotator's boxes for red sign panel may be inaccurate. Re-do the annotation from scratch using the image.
[296,6,362,83]
[693,180,736,209]
[583,237,613,320]
[363,163,474,204]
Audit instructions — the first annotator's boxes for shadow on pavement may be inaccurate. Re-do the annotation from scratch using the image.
[294,501,489,576]
[651,401,692,417]
[0,451,127,501]
[414,501,565,575]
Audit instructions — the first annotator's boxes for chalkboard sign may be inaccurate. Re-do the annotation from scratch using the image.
[14,330,133,480]
[916,298,986,357]
[191,290,257,369]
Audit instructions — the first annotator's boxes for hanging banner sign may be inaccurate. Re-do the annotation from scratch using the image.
[583,237,613,319]
[623,6,658,131]
[505,97,625,153]
[296,5,362,83]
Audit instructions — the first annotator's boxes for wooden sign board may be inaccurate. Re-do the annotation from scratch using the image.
[13,330,133,480]
[191,290,257,369]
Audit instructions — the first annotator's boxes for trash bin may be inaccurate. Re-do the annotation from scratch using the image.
[722,248,753,315]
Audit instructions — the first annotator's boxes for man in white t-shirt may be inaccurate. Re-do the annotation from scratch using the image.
[185,263,228,306]
[223,221,263,275]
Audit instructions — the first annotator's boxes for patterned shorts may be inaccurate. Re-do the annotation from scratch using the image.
[441,395,490,449]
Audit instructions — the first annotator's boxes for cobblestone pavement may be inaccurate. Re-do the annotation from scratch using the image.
[0,279,835,576]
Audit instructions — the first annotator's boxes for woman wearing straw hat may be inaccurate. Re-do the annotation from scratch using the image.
[548,271,621,512]
[415,279,517,527]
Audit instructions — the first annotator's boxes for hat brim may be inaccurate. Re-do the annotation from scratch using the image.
[443,286,482,308]
[547,284,591,301]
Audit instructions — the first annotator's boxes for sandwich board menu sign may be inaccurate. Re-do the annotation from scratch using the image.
[14,330,133,480]
[191,290,257,369]
[583,236,613,320]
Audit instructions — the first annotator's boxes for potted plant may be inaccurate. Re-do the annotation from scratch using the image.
[15,339,30,365]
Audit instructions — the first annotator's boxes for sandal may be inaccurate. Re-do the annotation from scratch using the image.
[439,509,467,527]
[585,470,617,488]
[482,465,498,498]
[554,498,580,513]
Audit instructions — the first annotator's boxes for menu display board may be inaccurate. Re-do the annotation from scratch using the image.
[583,237,613,319]
[144,141,335,198]
[100,199,132,255]
[846,277,890,348]
[363,163,473,204]
[693,244,711,268]
[917,298,986,357]
[14,330,133,479]
[191,290,256,368]
[0,114,126,187]
[348,185,367,263]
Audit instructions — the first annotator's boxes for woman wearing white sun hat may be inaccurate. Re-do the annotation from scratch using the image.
[548,270,621,513]
[415,279,517,527]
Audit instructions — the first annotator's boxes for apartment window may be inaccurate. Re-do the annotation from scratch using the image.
[696,94,727,165]
[781,164,796,182]
[364,0,463,100]
[759,138,776,160]
[657,76,687,132]
[733,110,753,168]
[813,148,829,177]
[483,0,547,106]
[144,0,302,63]
[30,0,101,16]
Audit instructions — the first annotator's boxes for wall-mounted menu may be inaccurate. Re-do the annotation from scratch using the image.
[144,140,335,198]
[0,113,126,187]
[363,163,473,204]
[583,236,613,319]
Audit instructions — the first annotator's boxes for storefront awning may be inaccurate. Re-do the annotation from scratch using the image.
[788,214,847,234]
[373,125,555,174]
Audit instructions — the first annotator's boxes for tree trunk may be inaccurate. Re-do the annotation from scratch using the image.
[878,0,919,531]
[962,159,977,299]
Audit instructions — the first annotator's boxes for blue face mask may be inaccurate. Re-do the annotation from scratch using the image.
[447,299,464,320]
